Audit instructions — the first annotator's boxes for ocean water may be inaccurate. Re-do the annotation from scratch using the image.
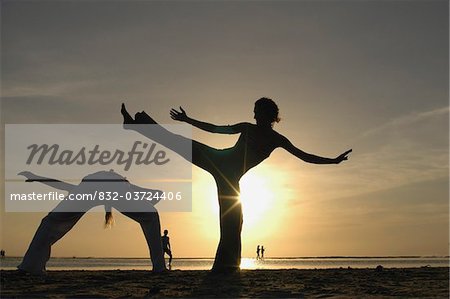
[1,257,448,271]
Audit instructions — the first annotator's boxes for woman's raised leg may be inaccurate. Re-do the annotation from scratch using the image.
[121,103,220,173]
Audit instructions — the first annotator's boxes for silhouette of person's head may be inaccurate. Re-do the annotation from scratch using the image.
[254,97,280,127]
[164,229,168,236]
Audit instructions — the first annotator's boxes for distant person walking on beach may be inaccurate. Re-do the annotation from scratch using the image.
[0,249,5,258]
[161,229,173,268]
[261,246,265,259]
[121,98,351,272]
[17,170,167,275]
[256,245,261,260]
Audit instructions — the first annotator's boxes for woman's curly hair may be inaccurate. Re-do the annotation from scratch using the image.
[255,97,280,123]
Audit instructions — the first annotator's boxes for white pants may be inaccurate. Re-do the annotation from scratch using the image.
[18,171,166,274]
[18,210,166,274]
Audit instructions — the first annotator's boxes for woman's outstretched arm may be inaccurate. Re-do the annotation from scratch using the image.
[170,107,248,134]
[18,171,77,191]
[278,136,352,164]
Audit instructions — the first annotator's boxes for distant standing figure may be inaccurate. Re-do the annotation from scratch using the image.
[0,249,5,258]
[256,245,260,260]
[161,229,173,267]
[261,246,265,259]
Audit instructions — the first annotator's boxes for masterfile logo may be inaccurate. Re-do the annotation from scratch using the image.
[4,124,192,212]
[26,141,170,171]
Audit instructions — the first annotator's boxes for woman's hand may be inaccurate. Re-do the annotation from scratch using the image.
[335,149,352,164]
[18,171,37,182]
[170,107,188,122]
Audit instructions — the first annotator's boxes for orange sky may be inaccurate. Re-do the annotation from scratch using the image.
[1,0,448,258]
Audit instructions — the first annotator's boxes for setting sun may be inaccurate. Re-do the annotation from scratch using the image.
[239,174,274,228]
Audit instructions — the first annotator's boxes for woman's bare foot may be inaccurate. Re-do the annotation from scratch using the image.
[122,103,157,127]
[121,103,135,125]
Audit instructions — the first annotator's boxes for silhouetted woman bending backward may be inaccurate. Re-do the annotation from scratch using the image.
[121,98,352,273]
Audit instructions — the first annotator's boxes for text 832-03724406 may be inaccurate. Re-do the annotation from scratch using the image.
[96,191,183,201]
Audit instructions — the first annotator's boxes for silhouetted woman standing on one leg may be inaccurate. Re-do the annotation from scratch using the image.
[121,98,351,272]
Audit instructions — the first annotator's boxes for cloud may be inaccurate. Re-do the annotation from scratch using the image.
[273,105,449,204]
[362,106,449,137]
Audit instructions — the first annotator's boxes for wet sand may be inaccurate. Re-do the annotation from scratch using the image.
[1,267,448,298]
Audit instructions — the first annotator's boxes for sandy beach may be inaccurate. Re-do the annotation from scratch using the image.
[1,267,448,298]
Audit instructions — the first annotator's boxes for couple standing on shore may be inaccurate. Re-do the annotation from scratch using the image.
[256,245,265,260]
[18,97,351,274]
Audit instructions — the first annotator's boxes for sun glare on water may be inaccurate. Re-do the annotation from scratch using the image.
[240,257,257,269]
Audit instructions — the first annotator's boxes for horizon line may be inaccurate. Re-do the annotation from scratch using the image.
[2,255,449,259]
